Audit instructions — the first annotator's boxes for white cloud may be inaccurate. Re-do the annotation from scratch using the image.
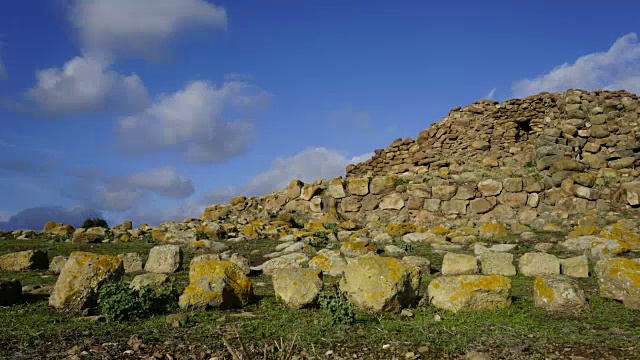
[513,33,640,97]
[26,55,149,116]
[70,0,227,59]
[118,79,271,163]
[486,88,496,100]
[121,167,194,199]
[62,166,195,212]
[125,148,373,225]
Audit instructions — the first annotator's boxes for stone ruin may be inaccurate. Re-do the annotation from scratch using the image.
[201,89,640,229]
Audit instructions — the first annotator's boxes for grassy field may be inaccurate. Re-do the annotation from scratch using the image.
[1,233,639,359]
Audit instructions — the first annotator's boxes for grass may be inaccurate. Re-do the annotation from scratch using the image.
[1,233,640,359]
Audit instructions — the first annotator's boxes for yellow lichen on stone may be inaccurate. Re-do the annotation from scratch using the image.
[118,233,131,242]
[43,221,63,233]
[430,226,450,235]
[534,276,554,303]
[479,223,508,239]
[384,223,417,236]
[568,225,599,239]
[151,229,165,242]
[599,227,640,250]
[243,225,259,238]
[340,239,377,257]
[179,259,252,309]
[305,221,326,232]
[595,257,640,304]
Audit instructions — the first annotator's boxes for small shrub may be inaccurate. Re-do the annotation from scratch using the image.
[141,233,154,244]
[82,217,109,229]
[195,230,208,240]
[524,161,537,169]
[395,177,410,186]
[324,223,338,232]
[50,234,69,243]
[98,281,178,322]
[317,291,356,326]
[398,242,415,253]
[306,230,331,247]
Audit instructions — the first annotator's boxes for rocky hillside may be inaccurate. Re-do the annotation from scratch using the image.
[199,89,640,231]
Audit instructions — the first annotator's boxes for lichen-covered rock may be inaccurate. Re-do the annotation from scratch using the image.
[379,193,405,210]
[0,279,22,306]
[346,177,370,196]
[309,250,347,276]
[144,245,182,274]
[478,222,508,239]
[598,226,640,250]
[49,251,124,310]
[533,275,587,312]
[401,256,431,275]
[0,250,48,271]
[479,252,516,276]
[229,254,251,275]
[340,239,377,257]
[72,232,103,244]
[179,259,252,309]
[441,253,478,275]
[478,179,503,197]
[117,253,144,273]
[595,257,640,308]
[385,223,417,237]
[43,221,62,233]
[560,255,589,278]
[567,225,599,239]
[129,273,169,291]
[273,268,323,309]
[49,255,68,274]
[518,253,560,276]
[427,275,511,312]
[259,253,310,276]
[339,253,420,312]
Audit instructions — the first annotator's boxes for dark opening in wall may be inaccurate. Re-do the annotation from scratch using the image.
[515,119,532,142]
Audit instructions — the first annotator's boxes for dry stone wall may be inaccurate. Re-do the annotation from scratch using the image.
[201,89,640,228]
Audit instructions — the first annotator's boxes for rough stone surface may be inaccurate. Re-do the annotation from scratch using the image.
[595,257,640,308]
[179,259,252,309]
[534,275,587,312]
[49,255,68,274]
[118,253,144,273]
[144,245,183,274]
[479,252,516,276]
[518,253,560,276]
[560,255,589,278]
[49,252,124,310]
[0,250,48,271]
[309,250,348,277]
[427,275,512,312]
[273,268,323,309]
[339,253,420,312]
[441,253,478,275]
[259,253,310,276]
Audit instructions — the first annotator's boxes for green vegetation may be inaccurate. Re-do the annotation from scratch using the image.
[81,217,109,229]
[98,281,178,322]
[317,290,357,326]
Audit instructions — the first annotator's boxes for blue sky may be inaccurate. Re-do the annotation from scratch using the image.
[1,0,639,230]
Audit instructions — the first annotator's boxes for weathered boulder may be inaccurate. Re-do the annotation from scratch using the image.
[49,252,124,310]
[560,255,589,278]
[72,232,103,244]
[144,245,182,274]
[179,260,252,309]
[309,250,347,276]
[379,193,405,210]
[427,275,512,312]
[339,253,420,312]
[478,179,502,197]
[0,279,22,306]
[0,250,48,271]
[129,273,169,291]
[117,253,144,273]
[49,255,68,274]
[533,275,587,312]
[479,252,516,276]
[340,239,377,257]
[401,256,431,275]
[595,257,640,308]
[258,253,310,275]
[518,253,560,276]
[441,253,478,275]
[478,223,508,239]
[273,268,323,309]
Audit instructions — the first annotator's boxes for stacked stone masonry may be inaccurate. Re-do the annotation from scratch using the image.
[201,89,640,227]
